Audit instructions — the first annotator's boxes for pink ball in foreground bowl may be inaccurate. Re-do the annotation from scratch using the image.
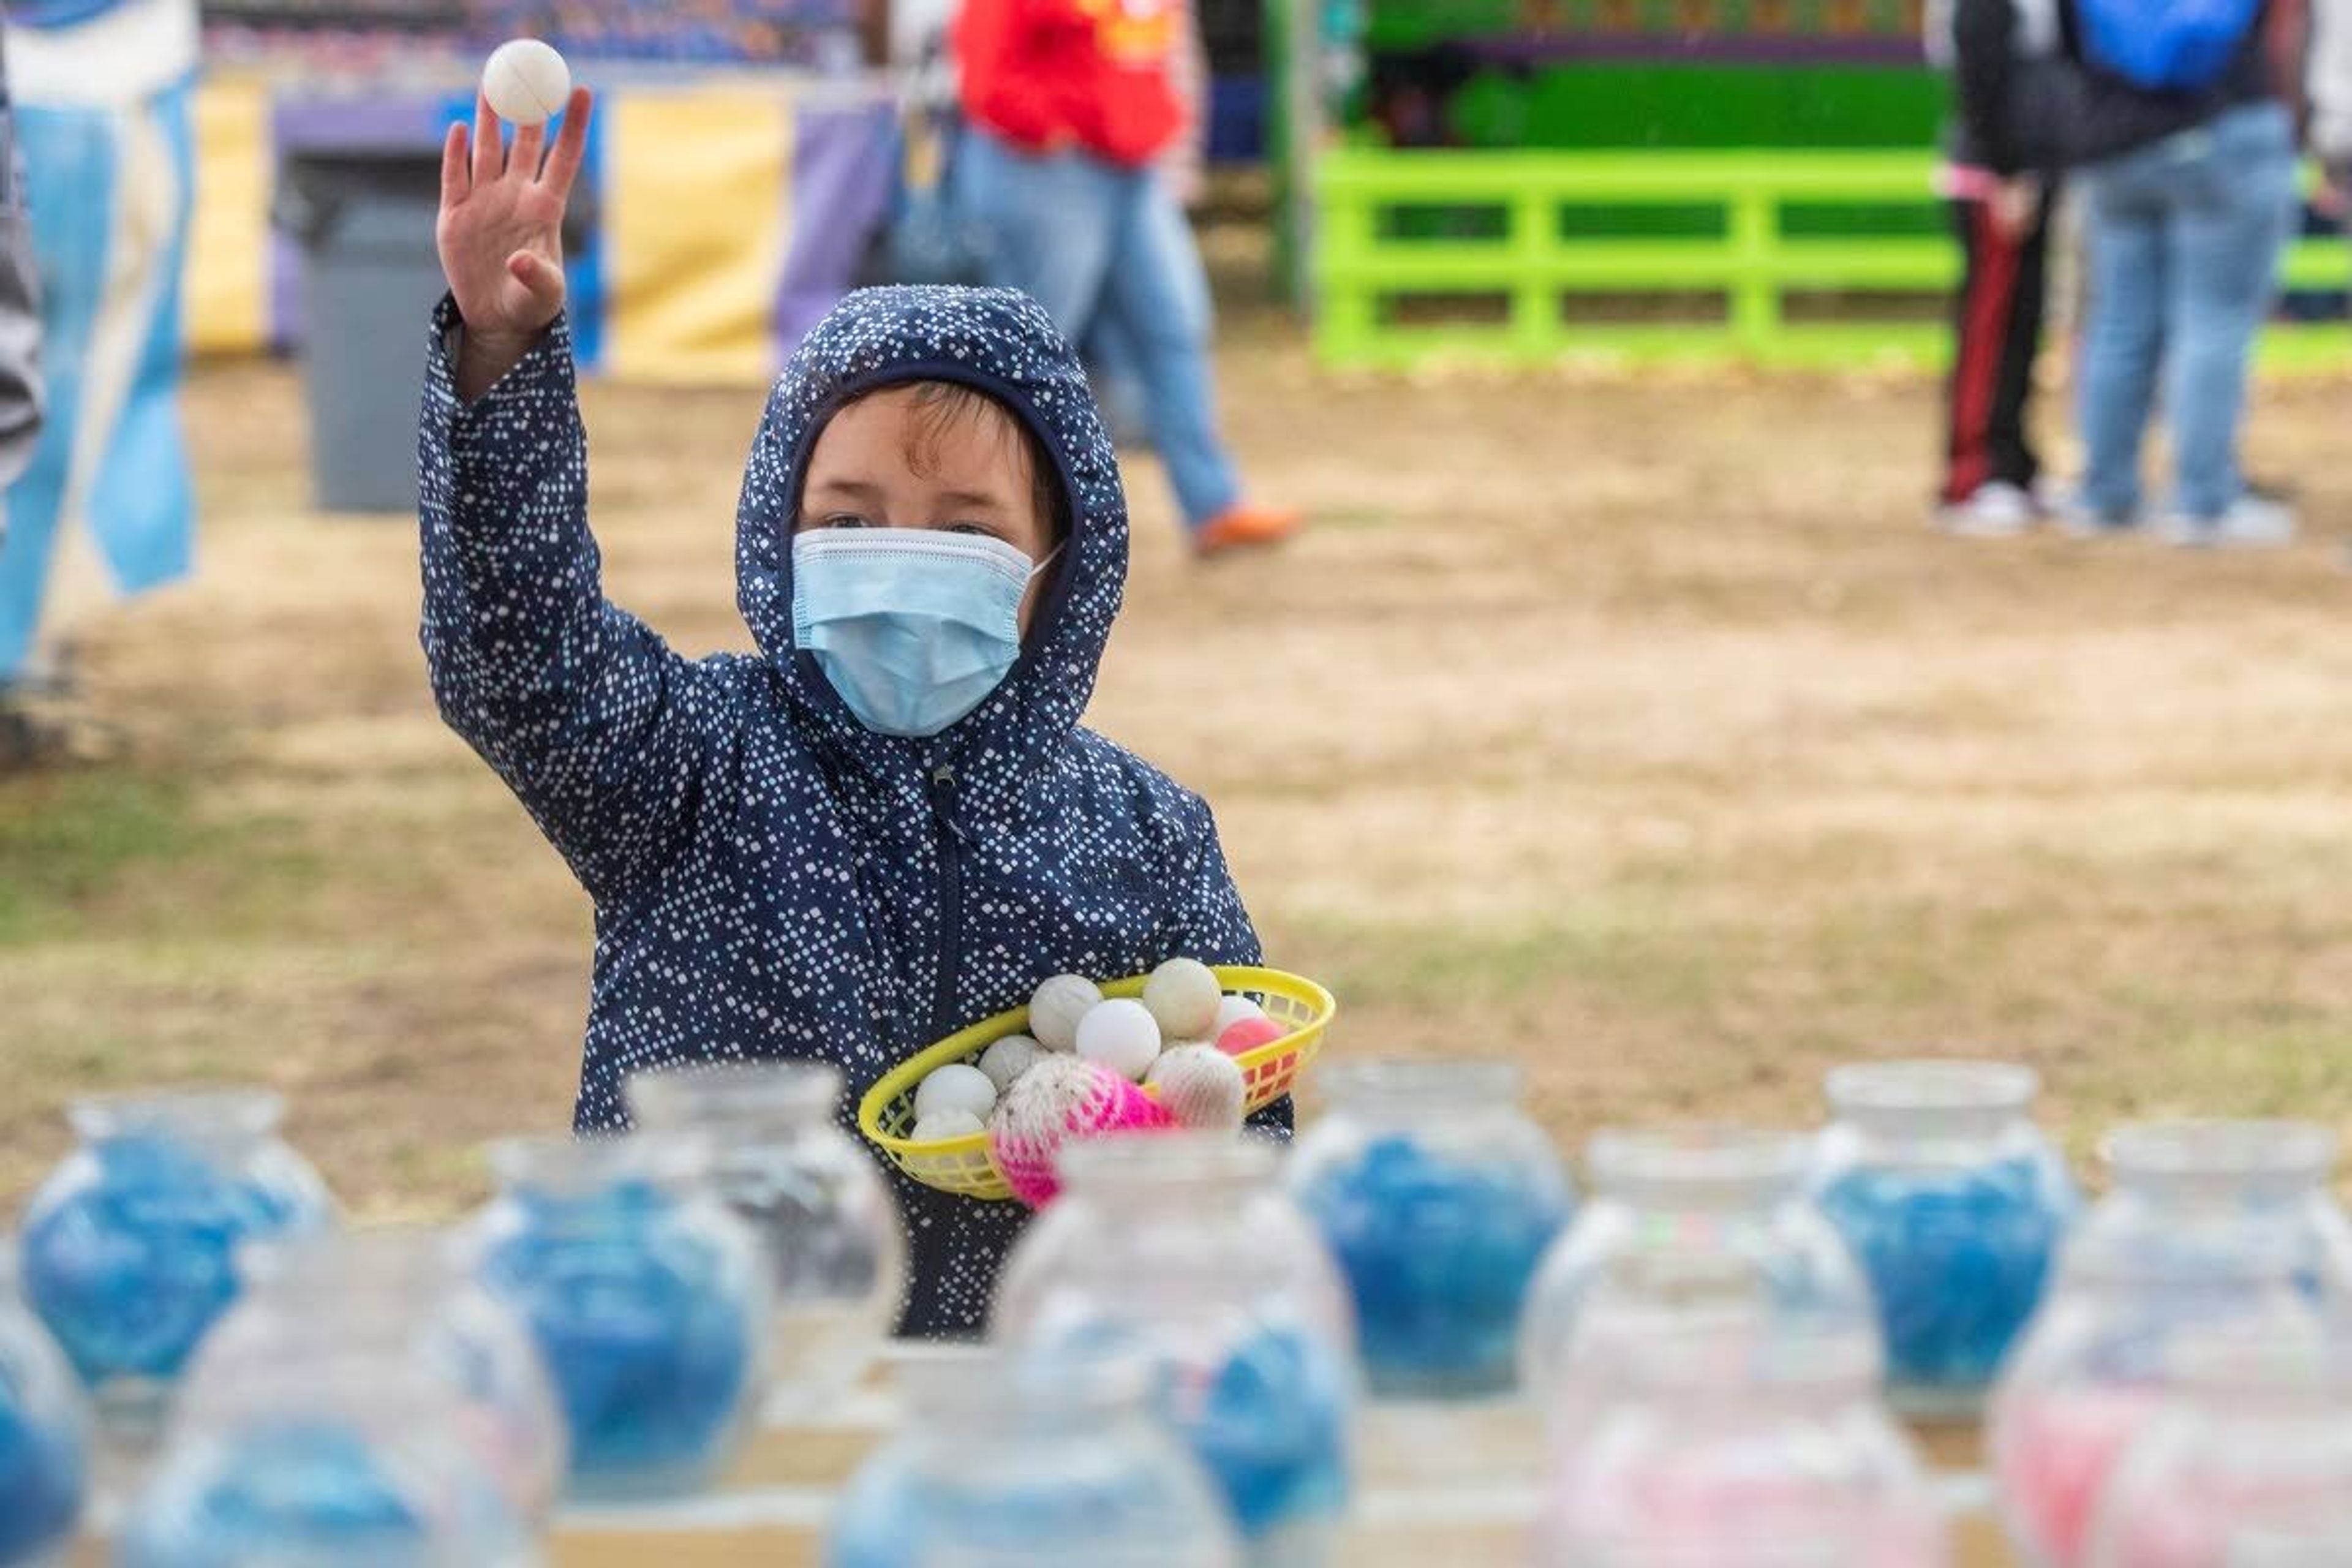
[989,1055,1175,1207]
[1216,1016,1286,1058]
[1995,1387,2168,1566]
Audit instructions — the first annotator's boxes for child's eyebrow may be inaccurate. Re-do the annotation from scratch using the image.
[930,489,1012,513]
[805,478,1006,513]
[805,478,884,500]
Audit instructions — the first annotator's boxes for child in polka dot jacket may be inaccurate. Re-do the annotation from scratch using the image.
[420,91,1283,1336]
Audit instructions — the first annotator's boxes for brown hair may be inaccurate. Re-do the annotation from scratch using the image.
[832,380,1071,548]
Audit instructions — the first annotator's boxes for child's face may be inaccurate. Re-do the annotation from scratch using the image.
[797,386,1056,635]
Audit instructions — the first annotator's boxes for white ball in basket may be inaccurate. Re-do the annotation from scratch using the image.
[1142,957,1222,1040]
[1214,994,1267,1037]
[978,1033,1044,1093]
[1075,998,1161,1081]
[914,1062,997,1124]
[911,1107,986,1143]
[1029,973,1102,1053]
[1145,1044,1247,1131]
[482,39,572,127]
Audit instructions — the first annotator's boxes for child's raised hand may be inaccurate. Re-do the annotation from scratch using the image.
[437,86,592,398]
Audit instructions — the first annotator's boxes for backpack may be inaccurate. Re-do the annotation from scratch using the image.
[2076,0,2264,91]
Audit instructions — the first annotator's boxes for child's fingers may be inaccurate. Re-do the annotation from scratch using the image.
[511,119,546,181]
[471,92,504,187]
[440,121,470,208]
[539,88,594,198]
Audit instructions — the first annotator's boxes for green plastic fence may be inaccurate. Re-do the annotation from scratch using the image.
[1316,148,2352,371]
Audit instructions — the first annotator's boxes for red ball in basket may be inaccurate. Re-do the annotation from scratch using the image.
[857,963,1336,1206]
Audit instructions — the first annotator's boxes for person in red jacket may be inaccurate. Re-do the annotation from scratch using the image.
[952,0,1299,557]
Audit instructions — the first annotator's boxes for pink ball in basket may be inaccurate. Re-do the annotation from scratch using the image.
[989,1055,1175,1207]
[1216,1015,1286,1058]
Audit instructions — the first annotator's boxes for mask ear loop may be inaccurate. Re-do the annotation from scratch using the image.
[1027,543,1066,583]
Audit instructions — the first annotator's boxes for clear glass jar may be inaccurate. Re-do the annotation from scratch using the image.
[1811,1061,2078,1415]
[625,1061,906,1420]
[0,1253,86,1568]
[184,1227,565,1525]
[456,1133,771,1501]
[2082,1336,2352,1568]
[1991,1121,2352,1568]
[2228,1529,2352,1568]
[1287,1060,1574,1400]
[116,1343,537,1567]
[15,1090,336,1446]
[992,1134,1358,1565]
[1520,1126,1877,1411]
[1536,1327,1949,1568]
[829,1351,1243,1567]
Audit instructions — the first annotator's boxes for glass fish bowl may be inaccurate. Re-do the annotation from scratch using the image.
[0,1252,86,1568]
[1991,1121,2352,1568]
[186,1227,565,1526]
[1287,1060,1574,1400]
[625,1061,906,1420]
[992,1133,1359,1567]
[1811,1061,2077,1416]
[2082,1335,2352,1568]
[1520,1125,1878,1415]
[456,1132,771,1502]
[1534,1323,1950,1568]
[16,1090,336,1447]
[116,1344,537,1568]
[829,1350,1242,1568]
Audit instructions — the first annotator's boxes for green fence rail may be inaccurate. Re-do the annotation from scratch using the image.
[1315,149,2352,372]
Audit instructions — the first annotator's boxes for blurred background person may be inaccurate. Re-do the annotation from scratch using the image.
[0,0,198,756]
[0,28,38,494]
[1927,0,2063,538]
[2068,0,2301,545]
[2312,0,2352,203]
[0,25,45,766]
[951,0,1298,558]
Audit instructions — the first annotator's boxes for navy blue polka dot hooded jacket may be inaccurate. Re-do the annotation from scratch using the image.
[417,285,1273,1336]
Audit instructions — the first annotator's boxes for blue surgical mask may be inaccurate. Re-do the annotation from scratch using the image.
[790,529,1053,738]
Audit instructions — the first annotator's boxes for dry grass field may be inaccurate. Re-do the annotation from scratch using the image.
[7,268,2352,1219]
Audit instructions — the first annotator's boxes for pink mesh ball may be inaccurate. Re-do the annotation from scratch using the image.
[989,1055,1175,1207]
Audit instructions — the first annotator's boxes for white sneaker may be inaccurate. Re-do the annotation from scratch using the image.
[2157,493,2298,549]
[1936,481,2037,538]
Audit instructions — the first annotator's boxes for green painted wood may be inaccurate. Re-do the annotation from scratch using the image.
[1314,149,2352,373]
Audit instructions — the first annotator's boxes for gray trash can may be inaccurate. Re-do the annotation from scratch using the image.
[276,148,447,515]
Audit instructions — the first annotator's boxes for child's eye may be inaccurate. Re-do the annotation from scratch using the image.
[816,514,873,530]
[944,522,997,538]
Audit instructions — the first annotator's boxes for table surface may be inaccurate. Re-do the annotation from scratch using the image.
[550,1389,2016,1568]
[72,1379,2018,1567]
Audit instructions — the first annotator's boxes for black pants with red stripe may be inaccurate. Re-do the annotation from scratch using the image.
[1940,188,2055,506]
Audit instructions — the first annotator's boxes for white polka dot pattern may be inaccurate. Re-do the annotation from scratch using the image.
[417,287,1280,1337]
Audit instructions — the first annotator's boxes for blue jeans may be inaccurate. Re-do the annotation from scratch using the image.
[952,129,1242,531]
[2077,104,2297,521]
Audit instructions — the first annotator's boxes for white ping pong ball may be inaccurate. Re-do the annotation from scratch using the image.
[483,39,571,128]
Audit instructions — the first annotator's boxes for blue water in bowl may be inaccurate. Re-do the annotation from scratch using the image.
[0,1366,83,1566]
[1301,1136,1570,1398]
[1185,1324,1353,1542]
[20,1135,320,1393]
[1818,1156,2070,1396]
[115,1422,432,1568]
[829,1434,1226,1567]
[480,1180,756,1496]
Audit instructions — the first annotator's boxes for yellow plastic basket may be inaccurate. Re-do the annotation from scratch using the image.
[858,965,1336,1202]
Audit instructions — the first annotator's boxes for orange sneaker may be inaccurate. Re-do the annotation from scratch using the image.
[1193,503,1303,559]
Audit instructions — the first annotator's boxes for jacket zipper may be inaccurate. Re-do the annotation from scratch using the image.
[925,761,969,1040]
